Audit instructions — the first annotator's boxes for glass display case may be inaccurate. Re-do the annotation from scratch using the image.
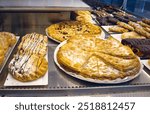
[0,0,150,97]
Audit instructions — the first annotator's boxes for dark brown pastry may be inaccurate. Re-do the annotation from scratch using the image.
[107,17,119,25]
[122,38,150,58]
[114,15,129,23]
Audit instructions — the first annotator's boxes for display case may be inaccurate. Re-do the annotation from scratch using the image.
[0,0,150,97]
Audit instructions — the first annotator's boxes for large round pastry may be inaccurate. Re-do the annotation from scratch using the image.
[57,35,141,80]
[46,21,101,42]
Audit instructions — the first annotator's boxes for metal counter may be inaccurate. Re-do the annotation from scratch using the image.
[0,13,150,97]
[0,0,91,12]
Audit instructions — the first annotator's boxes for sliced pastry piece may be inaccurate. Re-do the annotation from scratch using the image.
[57,35,141,80]
[9,54,48,82]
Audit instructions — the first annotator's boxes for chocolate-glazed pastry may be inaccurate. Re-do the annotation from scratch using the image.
[96,17,110,25]
[122,38,150,58]
[122,38,150,46]
[107,17,119,25]
[114,15,129,23]
[125,16,139,22]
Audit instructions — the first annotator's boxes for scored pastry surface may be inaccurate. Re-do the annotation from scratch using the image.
[57,35,141,80]
[9,33,48,82]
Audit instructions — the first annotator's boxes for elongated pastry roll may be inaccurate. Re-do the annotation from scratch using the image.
[109,26,128,33]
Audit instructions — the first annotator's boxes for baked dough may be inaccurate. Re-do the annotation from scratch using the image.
[57,35,141,80]
[117,21,134,31]
[75,11,93,23]
[138,21,150,28]
[9,33,48,82]
[0,32,16,65]
[121,32,145,39]
[109,26,128,33]
[46,21,101,42]
[135,27,150,38]
[148,60,150,66]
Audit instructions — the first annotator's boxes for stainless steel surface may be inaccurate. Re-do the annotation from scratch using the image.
[0,0,91,11]
[0,12,150,97]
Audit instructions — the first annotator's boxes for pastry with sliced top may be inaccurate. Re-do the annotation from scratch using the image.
[57,35,141,80]
[9,33,48,82]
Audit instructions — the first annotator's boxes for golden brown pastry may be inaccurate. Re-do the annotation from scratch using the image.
[0,32,16,65]
[46,21,101,42]
[144,27,150,33]
[117,21,134,31]
[109,26,128,33]
[148,60,150,66]
[75,11,93,23]
[9,33,48,82]
[128,21,141,29]
[135,27,150,38]
[121,32,145,39]
[57,35,141,80]
[142,18,150,25]
[138,21,150,28]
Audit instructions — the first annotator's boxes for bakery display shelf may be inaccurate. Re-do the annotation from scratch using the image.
[0,44,150,92]
[0,0,91,12]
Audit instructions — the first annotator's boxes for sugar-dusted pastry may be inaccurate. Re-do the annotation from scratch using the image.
[57,35,141,80]
[138,21,150,28]
[46,21,101,42]
[142,18,150,25]
[121,32,145,39]
[109,26,128,33]
[9,33,48,82]
[117,22,134,31]
[135,27,150,38]
[0,32,16,65]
